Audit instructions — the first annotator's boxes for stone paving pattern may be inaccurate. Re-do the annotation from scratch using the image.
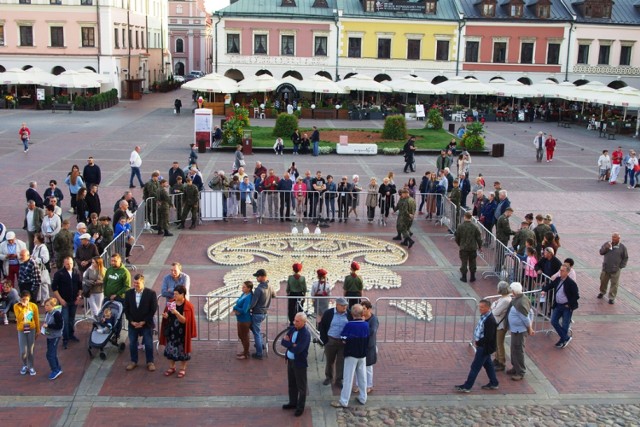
[0,91,639,426]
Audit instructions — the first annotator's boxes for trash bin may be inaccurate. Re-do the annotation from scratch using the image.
[197,139,206,153]
[491,143,504,158]
[448,123,456,133]
[243,129,253,155]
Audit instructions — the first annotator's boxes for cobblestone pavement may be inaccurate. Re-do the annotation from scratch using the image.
[0,90,639,426]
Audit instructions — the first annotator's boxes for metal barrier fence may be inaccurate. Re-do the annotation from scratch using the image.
[99,230,129,267]
[130,198,147,251]
[373,297,478,344]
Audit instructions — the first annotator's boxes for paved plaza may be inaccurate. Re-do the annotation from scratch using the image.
[0,91,639,427]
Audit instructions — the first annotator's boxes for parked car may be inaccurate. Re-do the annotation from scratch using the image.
[189,70,205,78]
[173,75,185,83]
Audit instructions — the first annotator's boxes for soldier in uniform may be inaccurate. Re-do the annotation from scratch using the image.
[53,219,74,269]
[533,214,551,249]
[455,212,483,283]
[496,207,515,247]
[511,221,536,257]
[179,176,200,230]
[143,171,161,228]
[343,261,364,309]
[156,179,173,237]
[449,179,461,226]
[394,188,416,248]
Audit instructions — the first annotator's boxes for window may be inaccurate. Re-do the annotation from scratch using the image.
[598,45,610,65]
[176,38,184,53]
[122,28,126,48]
[547,43,560,64]
[128,29,132,48]
[254,34,267,54]
[482,1,495,17]
[493,42,507,63]
[521,42,534,64]
[50,26,64,47]
[136,31,139,49]
[0,25,5,46]
[377,38,391,59]
[407,39,421,60]
[465,41,479,62]
[436,40,449,61]
[620,46,632,66]
[511,4,523,17]
[314,36,327,56]
[425,0,436,14]
[176,5,183,14]
[537,4,550,18]
[363,0,375,12]
[82,27,95,47]
[227,34,240,54]
[114,28,119,48]
[20,26,33,47]
[141,32,144,49]
[348,37,361,58]
[19,0,31,3]
[50,0,61,4]
[281,35,294,56]
[584,0,612,18]
[81,0,93,4]
[577,44,589,64]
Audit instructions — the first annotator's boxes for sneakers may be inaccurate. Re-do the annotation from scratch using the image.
[3,317,8,325]
[481,383,499,390]
[29,368,36,376]
[609,299,615,305]
[511,375,524,381]
[506,368,516,375]
[147,362,156,372]
[561,337,573,349]
[555,339,564,348]
[330,401,348,408]
[454,385,471,393]
[49,370,63,380]
[597,293,604,299]
[20,366,28,375]
[251,353,263,360]
[126,363,137,371]
[322,378,332,386]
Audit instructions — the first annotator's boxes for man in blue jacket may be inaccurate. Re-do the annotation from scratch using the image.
[541,264,579,349]
[281,312,311,417]
[331,304,369,408]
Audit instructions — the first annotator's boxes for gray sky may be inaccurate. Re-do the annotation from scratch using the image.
[204,0,230,13]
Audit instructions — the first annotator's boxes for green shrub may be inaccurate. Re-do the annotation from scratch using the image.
[223,106,250,145]
[382,147,402,155]
[319,146,334,155]
[272,113,299,138]
[461,122,485,151]
[382,115,407,140]
[426,108,443,130]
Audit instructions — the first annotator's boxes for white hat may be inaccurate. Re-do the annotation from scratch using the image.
[6,231,15,240]
[510,282,523,294]
[80,233,91,240]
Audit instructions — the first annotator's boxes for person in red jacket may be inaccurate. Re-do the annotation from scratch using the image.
[19,123,31,153]
[544,134,556,162]
[609,146,624,184]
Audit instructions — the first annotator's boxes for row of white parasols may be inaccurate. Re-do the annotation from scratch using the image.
[1,67,107,88]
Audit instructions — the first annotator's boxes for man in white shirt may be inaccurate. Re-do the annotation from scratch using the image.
[129,146,144,188]
[41,205,61,255]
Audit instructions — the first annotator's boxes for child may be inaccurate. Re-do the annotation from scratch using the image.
[273,137,284,155]
[523,246,538,292]
[42,297,64,380]
[1,279,20,325]
[96,306,116,334]
[14,290,40,376]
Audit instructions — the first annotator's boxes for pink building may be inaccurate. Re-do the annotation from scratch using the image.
[168,0,213,76]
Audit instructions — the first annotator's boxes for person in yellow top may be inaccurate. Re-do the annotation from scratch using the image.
[14,289,40,376]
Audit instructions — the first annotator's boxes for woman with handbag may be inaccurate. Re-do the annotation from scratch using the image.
[233,144,245,174]
[82,257,105,318]
[160,285,196,378]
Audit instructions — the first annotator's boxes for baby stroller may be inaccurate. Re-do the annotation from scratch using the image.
[88,300,126,360]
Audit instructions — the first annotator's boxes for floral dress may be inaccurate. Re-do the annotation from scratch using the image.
[163,304,190,361]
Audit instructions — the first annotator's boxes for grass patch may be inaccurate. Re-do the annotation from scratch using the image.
[221,126,458,150]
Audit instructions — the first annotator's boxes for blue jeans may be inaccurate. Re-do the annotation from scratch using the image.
[550,304,573,343]
[130,167,143,187]
[128,326,154,364]
[313,141,319,156]
[61,304,77,342]
[250,313,266,356]
[22,138,29,151]
[324,198,335,219]
[628,169,636,187]
[46,337,61,372]
[462,346,498,389]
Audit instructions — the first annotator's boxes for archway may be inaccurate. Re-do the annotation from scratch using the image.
[608,80,627,89]
[22,65,33,71]
[517,77,532,85]
[374,73,391,82]
[573,79,589,86]
[489,76,504,82]
[0,65,5,73]
[431,75,447,84]
[275,83,298,102]
[51,66,66,75]
[344,72,357,80]
[316,71,332,80]
[84,66,97,72]
[174,62,185,76]
[224,69,244,82]
[256,69,272,76]
[283,70,303,80]
[464,75,477,80]
[546,77,559,83]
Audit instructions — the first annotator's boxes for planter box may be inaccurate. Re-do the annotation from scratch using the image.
[301,108,313,119]
[369,111,384,120]
[405,112,416,120]
[484,113,496,122]
[314,109,334,119]
[337,109,349,120]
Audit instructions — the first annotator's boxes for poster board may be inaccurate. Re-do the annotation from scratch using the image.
[194,108,213,148]
[415,104,425,118]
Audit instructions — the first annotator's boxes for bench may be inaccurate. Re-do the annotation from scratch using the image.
[52,103,74,113]
[606,129,617,140]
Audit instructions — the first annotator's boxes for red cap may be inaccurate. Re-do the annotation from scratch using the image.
[350,261,360,271]
[317,268,327,277]
[292,263,303,273]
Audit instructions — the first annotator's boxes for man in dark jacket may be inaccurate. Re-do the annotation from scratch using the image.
[123,273,158,372]
[249,269,275,359]
[455,299,499,392]
[83,157,102,189]
[541,264,579,349]
[319,297,351,387]
[535,247,562,280]
[281,312,311,417]
[455,212,482,283]
[51,256,82,349]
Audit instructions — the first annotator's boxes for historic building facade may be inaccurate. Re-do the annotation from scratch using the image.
[168,0,213,76]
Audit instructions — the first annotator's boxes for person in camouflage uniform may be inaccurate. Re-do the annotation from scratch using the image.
[156,179,173,237]
[511,221,536,257]
[496,207,515,248]
[179,176,200,230]
[455,212,483,283]
[448,178,461,227]
[143,171,160,228]
[53,219,74,269]
[395,188,416,248]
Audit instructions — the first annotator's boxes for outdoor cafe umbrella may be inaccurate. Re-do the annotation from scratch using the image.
[436,76,495,108]
[76,68,110,84]
[24,67,53,86]
[237,74,281,103]
[50,70,101,102]
[182,72,239,102]
[385,74,446,96]
[281,75,346,104]
[490,78,542,111]
[0,67,48,85]
[337,73,392,105]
